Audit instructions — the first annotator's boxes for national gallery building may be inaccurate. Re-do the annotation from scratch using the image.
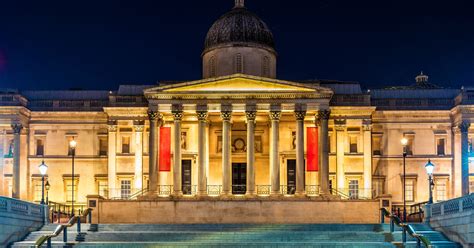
[1,1,473,212]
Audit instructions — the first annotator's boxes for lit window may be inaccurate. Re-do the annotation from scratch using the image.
[405,179,415,202]
[349,180,359,199]
[437,138,445,156]
[99,137,108,156]
[122,136,130,154]
[120,180,131,199]
[435,180,447,202]
[97,180,108,198]
[34,180,43,202]
[36,139,44,156]
[349,136,358,153]
[65,179,78,203]
[403,135,414,156]
[373,179,385,197]
[372,135,382,155]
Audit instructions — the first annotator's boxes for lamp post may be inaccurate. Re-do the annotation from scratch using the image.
[45,181,50,205]
[69,139,77,215]
[38,160,48,205]
[401,137,408,222]
[425,160,435,204]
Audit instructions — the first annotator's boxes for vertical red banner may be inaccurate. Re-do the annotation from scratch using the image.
[159,127,171,172]
[306,127,319,171]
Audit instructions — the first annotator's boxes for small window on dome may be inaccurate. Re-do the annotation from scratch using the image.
[209,56,216,77]
[235,53,243,73]
[262,56,270,77]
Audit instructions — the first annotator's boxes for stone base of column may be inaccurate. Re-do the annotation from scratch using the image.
[294,192,307,198]
[172,191,183,198]
[245,192,257,199]
[270,192,282,198]
[197,191,208,197]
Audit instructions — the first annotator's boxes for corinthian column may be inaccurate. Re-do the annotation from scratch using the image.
[221,106,232,196]
[147,110,159,195]
[11,123,22,199]
[270,109,281,196]
[460,120,471,196]
[335,119,346,190]
[245,109,257,196]
[197,109,208,196]
[318,110,330,195]
[172,107,183,197]
[107,121,117,197]
[295,109,306,196]
[134,121,144,190]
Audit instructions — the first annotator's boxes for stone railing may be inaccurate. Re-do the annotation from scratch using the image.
[426,194,473,247]
[0,196,47,247]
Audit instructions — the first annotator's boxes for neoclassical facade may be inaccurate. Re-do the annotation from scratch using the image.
[0,1,473,211]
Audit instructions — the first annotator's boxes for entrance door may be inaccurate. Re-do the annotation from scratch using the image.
[287,160,296,194]
[182,160,192,195]
[232,163,246,194]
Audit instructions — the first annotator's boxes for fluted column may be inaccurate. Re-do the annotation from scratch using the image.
[245,110,257,196]
[147,110,159,195]
[295,110,306,195]
[221,107,232,196]
[107,121,117,197]
[335,119,346,190]
[172,107,183,197]
[11,123,22,199]
[363,119,372,198]
[270,109,281,196]
[197,110,208,196]
[134,121,144,190]
[460,120,471,196]
[318,110,330,195]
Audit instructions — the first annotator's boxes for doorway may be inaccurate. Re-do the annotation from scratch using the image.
[232,163,247,194]
[287,160,296,194]
[182,160,192,195]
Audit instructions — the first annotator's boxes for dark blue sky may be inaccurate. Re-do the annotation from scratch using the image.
[0,0,473,90]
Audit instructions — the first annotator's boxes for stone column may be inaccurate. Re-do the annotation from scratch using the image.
[107,121,117,198]
[318,110,330,195]
[147,110,159,195]
[295,110,306,195]
[452,127,462,197]
[134,121,144,190]
[460,120,470,196]
[197,109,208,196]
[11,123,22,199]
[172,106,183,197]
[270,109,281,196]
[245,109,257,196]
[221,106,233,196]
[335,119,346,190]
[363,119,372,198]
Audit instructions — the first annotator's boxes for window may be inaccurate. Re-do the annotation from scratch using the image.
[349,136,358,153]
[404,135,414,155]
[372,135,382,155]
[122,136,130,154]
[435,180,447,202]
[209,56,216,77]
[33,180,43,202]
[348,180,359,199]
[97,180,108,198]
[99,137,108,156]
[262,56,270,77]
[64,179,78,203]
[437,138,445,156]
[405,179,415,202]
[328,134,332,153]
[36,139,44,156]
[120,180,131,199]
[235,53,243,73]
[373,178,385,197]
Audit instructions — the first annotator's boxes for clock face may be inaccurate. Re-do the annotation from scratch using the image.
[234,138,245,150]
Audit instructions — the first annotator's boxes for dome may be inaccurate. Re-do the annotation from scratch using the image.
[203,5,275,54]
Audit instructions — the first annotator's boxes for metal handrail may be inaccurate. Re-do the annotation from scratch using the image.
[34,208,93,248]
[380,208,432,248]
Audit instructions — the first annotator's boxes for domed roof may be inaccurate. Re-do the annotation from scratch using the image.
[204,4,275,53]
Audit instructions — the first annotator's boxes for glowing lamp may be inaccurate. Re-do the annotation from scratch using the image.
[38,160,48,176]
[425,160,435,176]
[69,139,77,149]
[401,137,408,146]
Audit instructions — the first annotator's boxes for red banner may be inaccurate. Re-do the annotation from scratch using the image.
[159,127,171,172]
[306,127,319,171]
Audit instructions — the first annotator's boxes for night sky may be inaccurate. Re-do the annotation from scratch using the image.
[0,0,473,91]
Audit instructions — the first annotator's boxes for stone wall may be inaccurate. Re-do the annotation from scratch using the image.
[427,194,474,247]
[88,197,380,224]
[0,196,46,247]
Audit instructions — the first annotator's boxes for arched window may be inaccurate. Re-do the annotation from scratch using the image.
[235,53,243,73]
[209,56,216,77]
[262,56,270,77]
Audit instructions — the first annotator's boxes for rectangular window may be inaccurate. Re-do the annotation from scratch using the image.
[65,179,78,202]
[372,135,382,155]
[348,180,359,199]
[122,136,130,154]
[404,136,414,156]
[436,180,447,202]
[373,179,384,197]
[99,138,108,156]
[405,180,415,202]
[36,139,44,156]
[349,136,358,153]
[34,180,43,202]
[120,180,131,199]
[97,180,108,198]
[437,138,445,156]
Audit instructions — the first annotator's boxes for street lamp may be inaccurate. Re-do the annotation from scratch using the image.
[425,160,435,204]
[45,181,50,205]
[69,139,77,215]
[38,160,48,205]
[401,137,408,222]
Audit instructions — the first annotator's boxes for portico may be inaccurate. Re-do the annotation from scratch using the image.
[143,74,333,198]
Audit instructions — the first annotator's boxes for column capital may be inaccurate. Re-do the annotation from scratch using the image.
[172,111,184,121]
[317,109,331,120]
[294,111,306,121]
[107,124,117,132]
[362,119,372,131]
[197,111,208,121]
[147,110,161,121]
[11,123,23,134]
[221,111,232,121]
[459,120,471,133]
[269,111,281,121]
[245,111,257,121]
[334,119,346,131]
[134,125,145,132]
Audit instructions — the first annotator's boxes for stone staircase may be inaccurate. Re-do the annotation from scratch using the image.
[11,223,460,247]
